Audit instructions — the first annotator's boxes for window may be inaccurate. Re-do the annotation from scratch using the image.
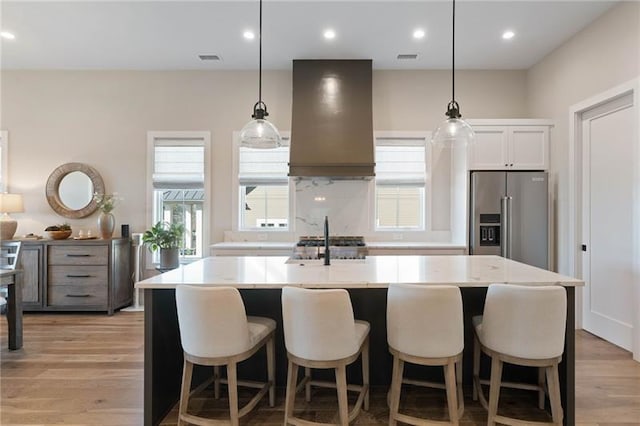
[148,132,210,261]
[0,131,8,192]
[375,135,427,230]
[237,137,290,230]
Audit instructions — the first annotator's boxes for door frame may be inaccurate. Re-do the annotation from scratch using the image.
[568,78,640,360]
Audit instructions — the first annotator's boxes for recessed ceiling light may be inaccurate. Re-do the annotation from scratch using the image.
[243,30,255,40]
[502,30,515,40]
[413,29,426,40]
[0,31,16,40]
[323,29,336,40]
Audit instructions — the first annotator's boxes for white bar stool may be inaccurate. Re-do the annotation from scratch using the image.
[387,283,465,426]
[175,285,276,426]
[281,286,370,426]
[472,284,567,426]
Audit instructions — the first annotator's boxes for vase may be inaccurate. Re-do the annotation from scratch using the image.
[159,247,180,270]
[98,212,115,239]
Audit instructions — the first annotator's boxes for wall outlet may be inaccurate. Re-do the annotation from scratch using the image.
[392,233,403,241]
[257,233,268,241]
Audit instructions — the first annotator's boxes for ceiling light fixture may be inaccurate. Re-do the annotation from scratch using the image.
[502,30,515,40]
[243,30,255,40]
[413,29,426,39]
[323,29,336,40]
[0,31,16,40]
[239,0,282,149]
[432,0,475,147]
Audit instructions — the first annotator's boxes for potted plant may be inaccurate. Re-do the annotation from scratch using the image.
[142,221,185,269]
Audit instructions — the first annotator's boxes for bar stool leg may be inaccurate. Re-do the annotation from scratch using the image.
[538,367,546,410]
[456,358,464,417]
[305,367,312,402]
[547,364,564,426]
[444,360,459,425]
[335,364,349,426]
[227,362,239,426]
[267,337,276,407]
[214,366,221,399]
[473,335,480,401]
[362,338,370,411]
[178,359,193,426]
[285,360,299,425]
[487,357,503,426]
[388,355,404,426]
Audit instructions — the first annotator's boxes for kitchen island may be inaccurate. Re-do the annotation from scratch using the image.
[136,255,583,426]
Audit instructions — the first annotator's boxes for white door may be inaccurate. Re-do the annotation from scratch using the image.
[581,92,635,351]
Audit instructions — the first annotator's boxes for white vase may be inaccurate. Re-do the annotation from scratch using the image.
[98,212,115,239]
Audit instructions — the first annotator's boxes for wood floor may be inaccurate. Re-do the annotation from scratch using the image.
[1,312,638,425]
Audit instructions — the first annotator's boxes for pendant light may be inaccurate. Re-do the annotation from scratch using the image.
[239,0,282,149]
[432,0,475,147]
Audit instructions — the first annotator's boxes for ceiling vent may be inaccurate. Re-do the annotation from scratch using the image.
[198,54,221,61]
[397,54,418,60]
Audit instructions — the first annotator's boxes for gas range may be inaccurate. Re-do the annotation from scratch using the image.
[292,236,368,260]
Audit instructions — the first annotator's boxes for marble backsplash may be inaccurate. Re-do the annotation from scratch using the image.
[294,178,371,236]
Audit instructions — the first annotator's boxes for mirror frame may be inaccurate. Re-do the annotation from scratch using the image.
[45,162,105,219]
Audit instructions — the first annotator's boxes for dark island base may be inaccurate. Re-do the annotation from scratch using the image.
[144,287,575,426]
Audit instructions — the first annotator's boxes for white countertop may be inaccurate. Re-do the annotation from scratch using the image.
[210,242,466,250]
[210,242,294,250]
[136,255,583,289]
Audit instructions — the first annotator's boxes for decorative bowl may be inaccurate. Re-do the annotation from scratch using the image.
[47,230,72,240]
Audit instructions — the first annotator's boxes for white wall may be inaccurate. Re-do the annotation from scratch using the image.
[2,69,527,243]
[526,1,640,274]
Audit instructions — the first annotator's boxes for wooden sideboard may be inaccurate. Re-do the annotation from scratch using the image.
[17,238,131,315]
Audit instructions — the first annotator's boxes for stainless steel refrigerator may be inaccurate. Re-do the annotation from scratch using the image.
[469,171,549,269]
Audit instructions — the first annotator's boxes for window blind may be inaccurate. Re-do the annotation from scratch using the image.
[375,138,426,186]
[153,140,204,189]
[239,141,290,185]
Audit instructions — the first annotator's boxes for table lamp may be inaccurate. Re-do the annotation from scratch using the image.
[0,193,24,241]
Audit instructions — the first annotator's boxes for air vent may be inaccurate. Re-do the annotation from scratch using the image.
[397,54,418,60]
[199,54,221,61]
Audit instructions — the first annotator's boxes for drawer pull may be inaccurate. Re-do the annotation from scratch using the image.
[65,294,92,298]
[66,274,91,278]
[66,254,92,257]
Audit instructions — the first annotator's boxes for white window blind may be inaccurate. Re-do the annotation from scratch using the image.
[153,139,204,189]
[239,139,289,185]
[375,138,426,185]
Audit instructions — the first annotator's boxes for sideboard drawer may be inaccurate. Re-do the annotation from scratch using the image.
[48,265,108,287]
[48,245,108,266]
[48,284,107,307]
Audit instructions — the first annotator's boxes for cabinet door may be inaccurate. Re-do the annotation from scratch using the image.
[20,245,44,308]
[468,126,509,170]
[508,126,549,170]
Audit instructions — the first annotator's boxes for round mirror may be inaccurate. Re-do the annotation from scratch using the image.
[46,163,105,218]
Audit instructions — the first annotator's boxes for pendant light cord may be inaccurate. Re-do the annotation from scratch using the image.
[258,0,263,106]
[451,0,455,104]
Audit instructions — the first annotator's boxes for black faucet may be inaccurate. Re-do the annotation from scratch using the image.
[324,216,330,266]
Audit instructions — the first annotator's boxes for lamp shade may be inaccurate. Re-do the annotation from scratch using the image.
[0,193,24,213]
[239,118,282,149]
[432,117,475,148]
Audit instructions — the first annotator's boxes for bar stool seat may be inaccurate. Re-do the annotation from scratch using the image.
[387,283,465,426]
[282,286,370,426]
[473,284,567,426]
[176,285,276,426]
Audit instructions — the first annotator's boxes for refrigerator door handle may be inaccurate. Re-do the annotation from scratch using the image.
[507,196,514,259]
[501,196,508,257]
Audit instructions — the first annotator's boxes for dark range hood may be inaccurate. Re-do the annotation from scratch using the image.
[289,60,375,178]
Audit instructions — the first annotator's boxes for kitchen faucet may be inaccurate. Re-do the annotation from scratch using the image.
[324,216,330,266]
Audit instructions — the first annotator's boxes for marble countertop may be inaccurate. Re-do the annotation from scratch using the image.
[210,242,466,250]
[136,255,583,289]
[210,242,294,249]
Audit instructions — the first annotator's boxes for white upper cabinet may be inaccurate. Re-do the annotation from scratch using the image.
[467,120,552,170]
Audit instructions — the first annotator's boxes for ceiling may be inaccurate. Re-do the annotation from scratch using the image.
[0,0,617,70]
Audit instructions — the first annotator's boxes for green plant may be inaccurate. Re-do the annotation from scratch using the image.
[44,223,71,231]
[142,221,185,252]
[93,192,121,213]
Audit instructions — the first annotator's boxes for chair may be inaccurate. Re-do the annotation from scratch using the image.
[175,285,276,426]
[281,286,370,426]
[0,241,21,309]
[387,283,465,426]
[472,284,567,426]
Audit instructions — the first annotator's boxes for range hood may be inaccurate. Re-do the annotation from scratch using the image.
[289,60,375,178]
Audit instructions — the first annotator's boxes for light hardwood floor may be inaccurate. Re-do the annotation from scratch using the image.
[1,312,638,425]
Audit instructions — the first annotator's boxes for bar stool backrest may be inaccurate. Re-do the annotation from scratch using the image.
[282,286,358,361]
[387,283,464,358]
[482,284,567,359]
[0,241,21,270]
[176,285,251,358]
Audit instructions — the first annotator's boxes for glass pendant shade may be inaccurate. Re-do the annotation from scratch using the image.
[432,117,475,148]
[239,118,282,149]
